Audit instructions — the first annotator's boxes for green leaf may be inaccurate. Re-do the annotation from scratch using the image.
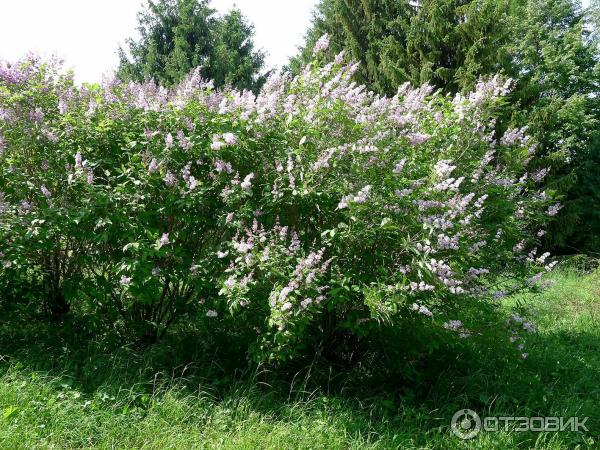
[3,406,18,420]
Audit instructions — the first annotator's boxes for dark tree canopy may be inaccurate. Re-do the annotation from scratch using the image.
[118,0,266,91]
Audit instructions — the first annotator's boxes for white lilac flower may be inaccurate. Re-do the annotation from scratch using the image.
[434,160,456,177]
[412,303,433,317]
[148,158,159,173]
[177,130,192,150]
[241,173,254,190]
[531,168,549,183]
[211,135,225,150]
[40,185,51,198]
[281,302,293,312]
[300,298,313,309]
[353,185,371,204]
[187,176,198,191]
[86,170,94,185]
[224,276,235,289]
[393,158,407,174]
[165,133,174,148]
[217,251,228,258]
[120,275,131,285]
[75,152,83,169]
[159,233,170,246]
[222,132,237,145]
[214,160,233,174]
[337,194,353,209]
[410,281,435,292]
[151,267,160,276]
[164,171,177,187]
[395,188,413,198]
[206,310,218,318]
[407,133,430,146]
[523,321,536,333]
[313,34,330,54]
[443,320,463,331]
[547,203,562,217]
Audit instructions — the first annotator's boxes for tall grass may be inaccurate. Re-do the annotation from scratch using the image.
[0,267,598,449]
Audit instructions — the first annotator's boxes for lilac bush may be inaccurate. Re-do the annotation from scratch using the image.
[0,45,557,358]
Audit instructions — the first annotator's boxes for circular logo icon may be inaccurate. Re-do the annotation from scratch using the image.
[451,409,481,440]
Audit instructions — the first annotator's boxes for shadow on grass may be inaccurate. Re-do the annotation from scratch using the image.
[0,280,598,448]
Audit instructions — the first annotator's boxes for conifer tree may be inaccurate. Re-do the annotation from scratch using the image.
[118,0,265,91]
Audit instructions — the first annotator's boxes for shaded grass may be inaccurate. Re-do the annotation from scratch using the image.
[0,268,598,449]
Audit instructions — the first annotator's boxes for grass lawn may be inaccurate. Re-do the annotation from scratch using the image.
[0,268,598,449]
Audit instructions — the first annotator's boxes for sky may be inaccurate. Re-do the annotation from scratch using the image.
[0,0,319,83]
[0,0,592,83]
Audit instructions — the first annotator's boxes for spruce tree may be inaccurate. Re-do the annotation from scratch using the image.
[118,0,265,91]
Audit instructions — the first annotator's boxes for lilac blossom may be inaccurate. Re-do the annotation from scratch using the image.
[241,173,254,190]
[165,132,174,148]
[547,203,562,217]
[75,152,83,169]
[159,233,170,246]
[222,132,237,145]
[313,34,330,54]
[148,158,159,173]
[40,185,51,198]
[164,171,177,187]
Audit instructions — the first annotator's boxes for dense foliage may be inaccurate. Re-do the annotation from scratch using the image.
[293,0,600,254]
[118,0,266,91]
[1,44,556,361]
